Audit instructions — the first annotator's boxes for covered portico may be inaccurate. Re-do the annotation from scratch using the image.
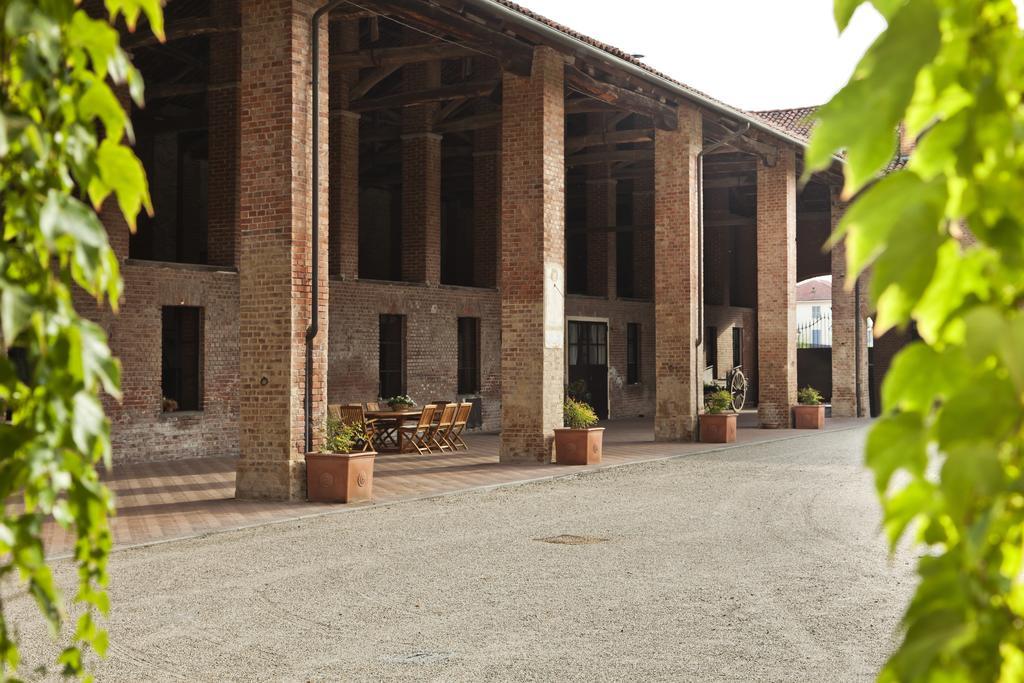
[98,0,869,501]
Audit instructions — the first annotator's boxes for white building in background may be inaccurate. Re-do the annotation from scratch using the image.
[797,276,832,348]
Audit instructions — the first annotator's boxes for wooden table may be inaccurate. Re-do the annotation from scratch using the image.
[365,409,422,452]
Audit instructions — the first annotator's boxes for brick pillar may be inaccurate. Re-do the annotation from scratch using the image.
[585,172,616,299]
[329,19,359,280]
[499,46,564,463]
[236,0,329,500]
[756,148,797,428]
[401,59,441,284]
[654,106,702,441]
[207,0,240,268]
[584,118,610,298]
[633,174,654,300]
[473,125,500,289]
[832,191,870,417]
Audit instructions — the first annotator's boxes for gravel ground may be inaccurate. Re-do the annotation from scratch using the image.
[11,425,915,682]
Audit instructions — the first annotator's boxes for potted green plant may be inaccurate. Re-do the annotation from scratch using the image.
[382,394,415,411]
[554,398,604,465]
[700,389,737,443]
[793,386,825,429]
[305,416,376,503]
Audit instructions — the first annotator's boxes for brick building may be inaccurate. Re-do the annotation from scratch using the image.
[94,0,869,499]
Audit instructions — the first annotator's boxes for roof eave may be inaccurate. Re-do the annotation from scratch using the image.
[462,0,844,164]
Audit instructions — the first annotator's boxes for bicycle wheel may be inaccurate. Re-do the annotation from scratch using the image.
[730,370,747,412]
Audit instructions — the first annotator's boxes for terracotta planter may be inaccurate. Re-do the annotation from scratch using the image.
[305,451,376,503]
[700,413,737,443]
[554,428,605,465]
[793,404,825,429]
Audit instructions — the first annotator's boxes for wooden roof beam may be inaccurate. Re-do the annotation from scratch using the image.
[125,15,239,50]
[357,0,533,76]
[566,148,652,167]
[434,111,501,133]
[351,79,499,112]
[565,65,677,131]
[350,65,401,100]
[331,42,477,71]
[566,127,655,153]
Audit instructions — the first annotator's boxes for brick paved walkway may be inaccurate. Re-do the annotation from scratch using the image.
[40,415,864,558]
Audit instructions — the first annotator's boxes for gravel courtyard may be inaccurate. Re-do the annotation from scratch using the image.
[13,425,915,681]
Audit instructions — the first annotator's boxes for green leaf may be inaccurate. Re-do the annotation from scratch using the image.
[71,392,105,456]
[866,412,928,494]
[0,286,34,345]
[935,373,1019,449]
[40,190,108,248]
[833,171,946,291]
[807,0,941,192]
[96,139,152,230]
[883,479,935,547]
[834,0,869,31]
[940,441,1004,524]
[78,80,126,143]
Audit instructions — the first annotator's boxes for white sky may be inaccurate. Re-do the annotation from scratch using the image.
[513,0,886,111]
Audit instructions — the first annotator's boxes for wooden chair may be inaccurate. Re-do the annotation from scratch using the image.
[338,404,375,452]
[328,404,343,420]
[399,404,437,454]
[429,403,458,452]
[364,401,393,446]
[446,402,473,451]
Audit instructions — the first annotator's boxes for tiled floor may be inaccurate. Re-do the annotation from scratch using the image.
[39,414,865,558]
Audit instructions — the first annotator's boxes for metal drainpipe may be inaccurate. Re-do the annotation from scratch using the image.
[306,0,346,453]
[854,278,863,417]
[695,123,749,438]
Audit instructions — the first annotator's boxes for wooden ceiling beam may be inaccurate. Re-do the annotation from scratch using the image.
[125,15,239,50]
[565,65,677,131]
[566,148,652,167]
[356,0,533,76]
[566,127,655,153]
[351,79,499,112]
[350,65,401,100]
[434,111,501,133]
[331,42,477,71]
[147,81,238,100]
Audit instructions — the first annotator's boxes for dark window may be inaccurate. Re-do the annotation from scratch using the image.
[616,230,634,298]
[457,317,481,394]
[359,187,402,281]
[626,323,640,385]
[161,307,202,411]
[379,314,405,398]
[566,232,588,295]
[706,326,718,377]
[7,347,30,384]
[616,183,635,299]
[441,139,475,287]
[131,129,209,264]
[732,327,743,369]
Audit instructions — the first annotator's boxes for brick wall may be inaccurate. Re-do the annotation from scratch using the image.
[499,46,565,462]
[207,0,240,268]
[328,280,502,430]
[755,148,797,428]
[235,0,329,500]
[653,106,702,441]
[830,192,869,417]
[329,19,360,280]
[565,297,656,419]
[104,263,240,462]
[703,305,758,398]
[401,52,442,285]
